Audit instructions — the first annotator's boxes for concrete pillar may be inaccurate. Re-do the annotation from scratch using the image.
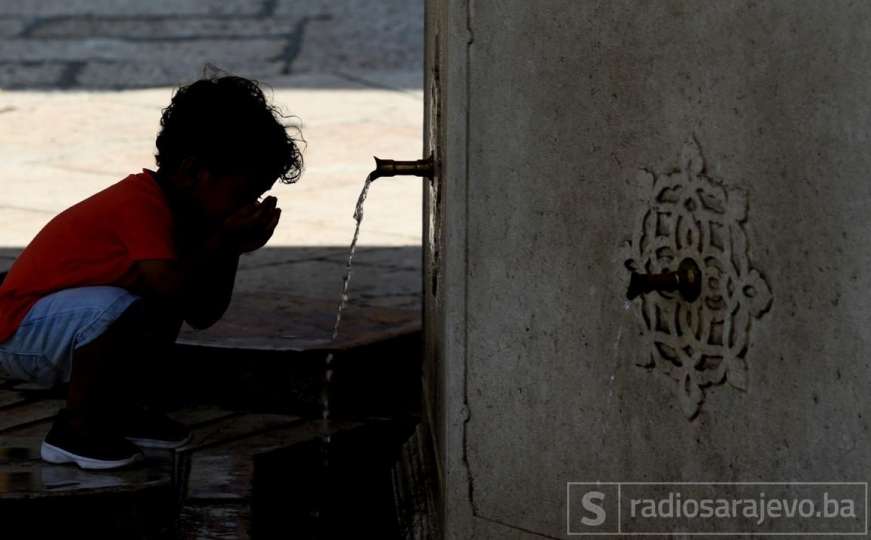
[424,1,871,537]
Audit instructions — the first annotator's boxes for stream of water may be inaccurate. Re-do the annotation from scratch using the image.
[313,172,377,531]
[321,172,376,425]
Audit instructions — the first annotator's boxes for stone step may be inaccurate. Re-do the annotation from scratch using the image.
[0,388,29,409]
[0,398,64,434]
[169,292,422,418]
[0,401,235,537]
[177,416,366,539]
[175,416,419,539]
[0,421,174,538]
[250,418,419,539]
[0,396,419,538]
[0,291,422,419]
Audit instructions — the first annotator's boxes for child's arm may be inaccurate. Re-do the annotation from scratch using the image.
[124,197,281,328]
[128,235,235,329]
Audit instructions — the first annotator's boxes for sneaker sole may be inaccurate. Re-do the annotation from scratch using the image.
[125,432,192,449]
[40,441,143,470]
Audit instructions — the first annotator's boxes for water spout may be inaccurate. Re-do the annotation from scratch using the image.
[320,156,435,421]
[626,257,702,302]
[371,155,434,180]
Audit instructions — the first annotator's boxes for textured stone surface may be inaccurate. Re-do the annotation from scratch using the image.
[233,252,421,310]
[284,0,425,74]
[0,0,262,16]
[0,38,288,66]
[0,19,25,37]
[25,17,299,39]
[0,0,423,90]
[75,60,285,90]
[0,63,66,88]
[427,0,871,537]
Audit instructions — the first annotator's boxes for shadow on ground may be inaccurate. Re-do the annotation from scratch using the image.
[0,245,422,311]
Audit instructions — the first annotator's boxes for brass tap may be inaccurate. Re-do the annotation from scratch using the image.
[626,257,702,302]
[371,155,434,180]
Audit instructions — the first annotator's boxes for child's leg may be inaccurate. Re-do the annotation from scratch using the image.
[0,286,184,468]
[65,298,164,425]
[128,297,185,408]
[66,294,187,436]
[0,286,143,389]
[69,296,190,451]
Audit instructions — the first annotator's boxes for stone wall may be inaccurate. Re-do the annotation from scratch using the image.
[424,1,871,537]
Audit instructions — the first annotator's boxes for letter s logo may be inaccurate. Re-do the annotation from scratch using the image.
[580,490,606,526]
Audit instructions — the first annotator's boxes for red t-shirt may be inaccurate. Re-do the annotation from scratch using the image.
[0,169,176,343]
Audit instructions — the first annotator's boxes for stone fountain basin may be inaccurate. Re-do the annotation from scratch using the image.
[170,291,423,418]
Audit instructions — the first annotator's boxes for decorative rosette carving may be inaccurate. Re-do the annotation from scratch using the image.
[625,139,772,419]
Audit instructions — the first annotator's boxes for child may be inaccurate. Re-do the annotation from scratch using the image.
[0,72,303,469]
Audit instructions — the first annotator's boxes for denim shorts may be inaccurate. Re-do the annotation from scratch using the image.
[0,286,141,388]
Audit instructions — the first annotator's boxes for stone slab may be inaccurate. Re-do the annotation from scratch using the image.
[233,257,421,308]
[183,418,360,500]
[0,390,27,409]
[176,292,419,352]
[0,0,262,17]
[0,63,67,90]
[177,504,251,540]
[0,457,170,499]
[26,17,306,40]
[0,400,63,433]
[0,19,24,38]
[0,38,287,64]
[275,0,423,74]
[176,413,300,456]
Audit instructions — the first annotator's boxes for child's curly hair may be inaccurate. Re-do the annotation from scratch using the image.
[155,66,303,185]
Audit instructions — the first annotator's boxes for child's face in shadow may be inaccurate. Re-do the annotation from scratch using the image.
[191,168,273,227]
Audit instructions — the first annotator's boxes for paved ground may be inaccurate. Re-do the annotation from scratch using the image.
[0,0,423,90]
[0,0,424,313]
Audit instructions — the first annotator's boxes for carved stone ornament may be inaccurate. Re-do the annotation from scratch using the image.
[624,139,772,419]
